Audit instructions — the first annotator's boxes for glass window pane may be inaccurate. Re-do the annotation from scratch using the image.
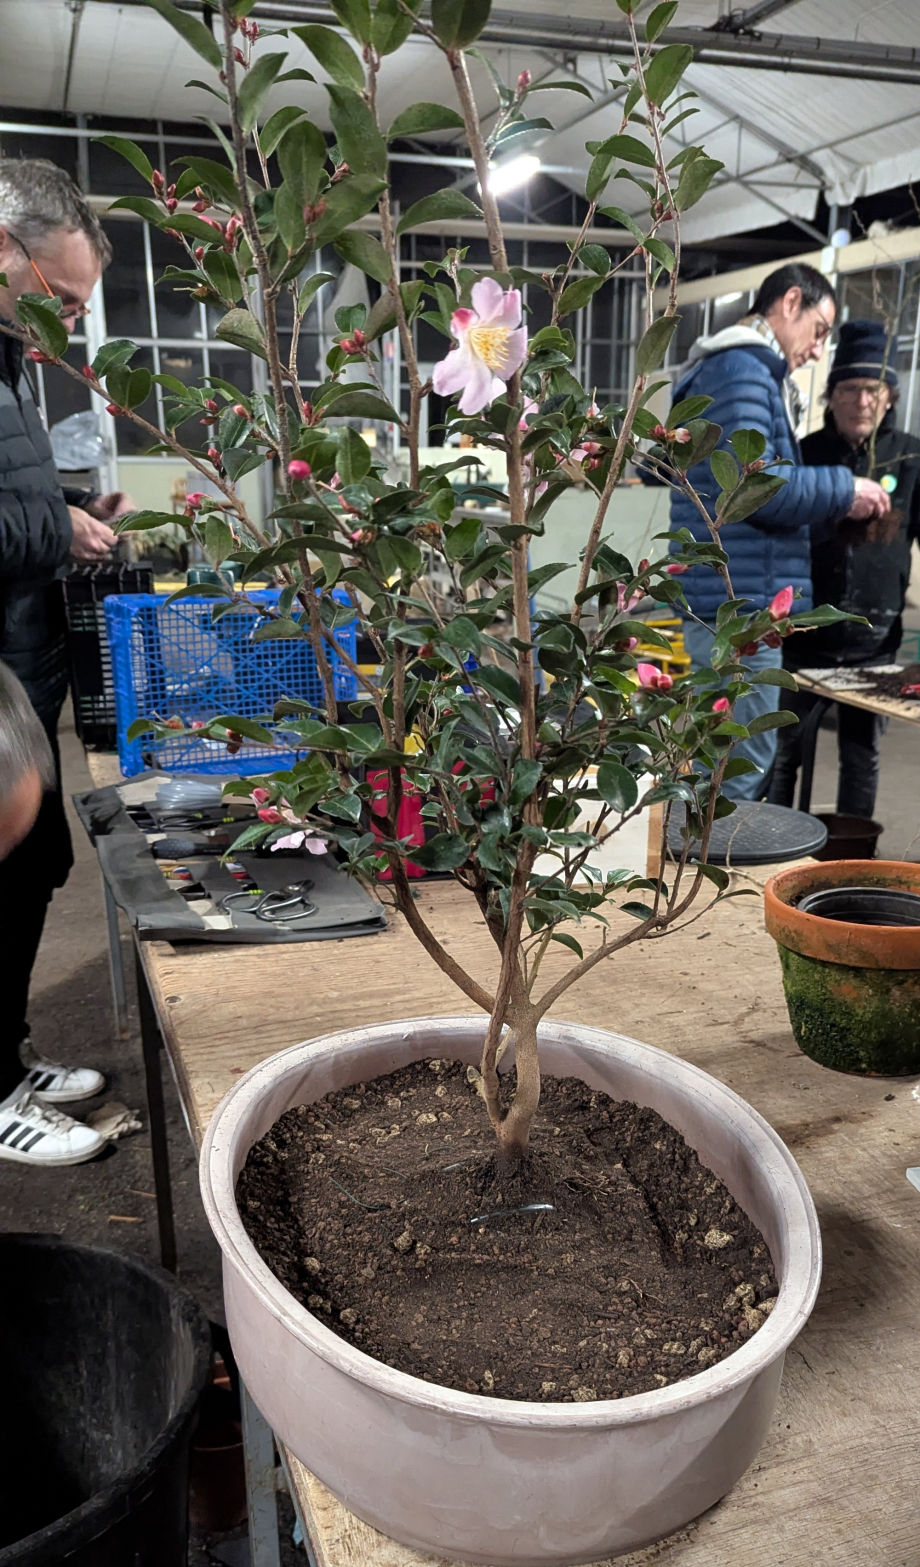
[102,219,151,338]
[43,342,95,438]
[89,140,151,197]
[151,226,201,339]
[157,348,206,452]
[206,348,252,400]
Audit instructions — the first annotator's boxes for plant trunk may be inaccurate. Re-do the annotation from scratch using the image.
[492,991,541,1169]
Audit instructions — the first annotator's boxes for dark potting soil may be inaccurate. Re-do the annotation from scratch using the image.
[237,1061,778,1403]
[866,661,920,699]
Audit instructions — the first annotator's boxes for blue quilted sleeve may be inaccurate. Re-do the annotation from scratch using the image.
[681,350,854,535]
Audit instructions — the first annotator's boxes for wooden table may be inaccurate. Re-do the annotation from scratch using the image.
[84,753,920,1565]
[792,666,920,813]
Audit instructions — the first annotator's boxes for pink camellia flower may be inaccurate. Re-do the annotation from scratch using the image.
[257,806,283,824]
[270,830,328,854]
[673,427,691,444]
[769,584,794,621]
[185,492,206,510]
[288,459,311,481]
[432,277,527,415]
[616,581,644,613]
[666,562,689,575]
[712,696,731,713]
[251,787,271,805]
[636,662,674,693]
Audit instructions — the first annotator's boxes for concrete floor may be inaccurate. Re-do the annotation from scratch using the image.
[2,673,919,1561]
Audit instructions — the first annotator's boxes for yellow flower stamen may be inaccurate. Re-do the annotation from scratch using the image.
[468,324,511,371]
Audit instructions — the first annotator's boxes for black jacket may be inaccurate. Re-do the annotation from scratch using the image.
[0,332,75,893]
[784,407,920,667]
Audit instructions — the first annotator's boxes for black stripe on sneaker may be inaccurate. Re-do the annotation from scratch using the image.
[30,1072,56,1092]
[7,1124,35,1148]
[0,1121,22,1144]
[20,1131,45,1153]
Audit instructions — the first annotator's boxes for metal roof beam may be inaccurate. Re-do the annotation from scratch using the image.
[711,0,806,33]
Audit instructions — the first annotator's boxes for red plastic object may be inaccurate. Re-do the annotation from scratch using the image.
[368,769,426,878]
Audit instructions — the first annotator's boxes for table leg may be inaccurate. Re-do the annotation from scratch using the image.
[241,1381,282,1567]
[798,696,833,815]
[134,945,178,1274]
[102,874,130,1038]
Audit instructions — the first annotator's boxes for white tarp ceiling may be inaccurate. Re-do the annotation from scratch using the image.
[0,0,918,243]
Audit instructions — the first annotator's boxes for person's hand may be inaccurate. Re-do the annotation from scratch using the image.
[847,477,891,521]
[86,491,136,522]
[68,506,117,562]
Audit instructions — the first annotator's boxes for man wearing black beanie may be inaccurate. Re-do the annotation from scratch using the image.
[769,319,920,817]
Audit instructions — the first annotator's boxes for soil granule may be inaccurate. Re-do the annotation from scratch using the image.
[237,1060,778,1403]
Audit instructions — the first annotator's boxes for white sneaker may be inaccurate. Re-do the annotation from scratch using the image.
[18,1039,104,1104]
[0,1091,106,1166]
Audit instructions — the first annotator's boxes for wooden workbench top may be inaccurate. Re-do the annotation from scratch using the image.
[795,665,920,725]
[133,866,920,1567]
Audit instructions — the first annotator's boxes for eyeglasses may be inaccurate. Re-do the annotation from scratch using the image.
[8,232,90,319]
[833,382,886,402]
[811,304,834,345]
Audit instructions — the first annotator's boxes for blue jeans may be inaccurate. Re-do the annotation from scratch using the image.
[681,620,783,801]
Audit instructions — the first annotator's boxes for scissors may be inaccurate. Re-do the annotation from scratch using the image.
[219,879,317,923]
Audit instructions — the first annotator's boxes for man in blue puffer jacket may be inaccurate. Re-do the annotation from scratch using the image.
[670,263,890,798]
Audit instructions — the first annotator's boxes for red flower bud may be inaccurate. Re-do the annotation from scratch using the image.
[288,459,311,481]
[768,584,794,622]
[673,427,691,444]
[186,492,206,509]
[303,401,314,423]
[636,662,673,693]
[28,348,53,363]
[637,558,650,574]
[226,731,242,755]
[205,398,219,413]
[352,328,366,347]
[207,447,221,464]
[106,403,124,416]
[81,364,95,379]
[666,562,688,575]
[763,630,782,648]
[517,69,532,92]
[233,46,246,66]
[193,198,210,212]
[339,337,357,354]
[194,245,205,261]
[712,696,731,714]
[167,183,176,199]
[152,169,165,193]
[232,403,249,418]
[739,641,760,657]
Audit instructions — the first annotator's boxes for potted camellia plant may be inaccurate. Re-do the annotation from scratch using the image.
[4,0,843,1557]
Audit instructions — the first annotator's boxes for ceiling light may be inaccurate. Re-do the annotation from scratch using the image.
[488,155,541,197]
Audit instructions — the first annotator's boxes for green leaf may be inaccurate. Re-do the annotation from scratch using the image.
[550,932,584,959]
[16,295,67,358]
[644,236,676,271]
[212,715,275,745]
[746,709,798,735]
[202,248,243,304]
[789,604,868,628]
[635,314,679,375]
[709,448,739,492]
[730,427,767,466]
[122,366,152,409]
[598,204,646,245]
[298,270,336,312]
[397,188,482,236]
[260,106,308,158]
[237,52,287,136]
[95,135,154,185]
[621,902,656,921]
[324,389,400,421]
[596,761,639,813]
[510,758,542,808]
[444,514,483,562]
[338,425,373,484]
[643,43,693,105]
[107,195,168,225]
[387,102,465,139]
[587,133,655,200]
[92,339,137,377]
[334,229,393,283]
[277,118,327,206]
[293,24,365,91]
[431,0,492,49]
[579,244,611,276]
[372,0,423,52]
[215,307,267,359]
[674,152,724,212]
[251,618,304,640]
[646,1,678,42]
[174,155,238,209]
[557,274,605,317]
[310,175,387,245]
[693,859,730,891]
[669,393,713,423]
[205,515,235,564]
[410,832,470,871]
[143,0,223,69]
[114,509,185,533]
[719,473,785,525]
[748,667,799,689]
[329,0,372,45]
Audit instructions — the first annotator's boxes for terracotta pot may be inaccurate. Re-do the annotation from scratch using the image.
[765,860,920,1074]
[200,1017,820,1566]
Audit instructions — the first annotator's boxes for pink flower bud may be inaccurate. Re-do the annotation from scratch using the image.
[666,562,688,575]
[105,402,123,416]
[769,584,794,622]
[257,807,283,824]
[233,46,246,66]
[193,198,210,212]
[638,558,650,573]
[165,197,178,214]
[288,459,311,481]
[251,787,271,804]
[339,337,358,354]
[167,183,176,199]
[204,398,219,414]
[194,245,205,261]
[152,170,165,193]
[517,69,532,92]
[232,403,249,418]
[28,348,53,363]
[81,364,95,380]
[712,696,731,713]
[673,427,691,444]
[186,492,206,509]
[636,662,674,693]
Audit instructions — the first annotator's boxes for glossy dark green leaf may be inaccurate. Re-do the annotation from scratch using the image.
[326,389,400,421]
[293,24,365,90]
[16,295,67,358]
[277,117,328,206]
[95,135,154,185]
[410,832,471,870]
[674,152,724,212]
[745,709,799,735]
[643,43,693,105]
[635,313,680,375]
[730,427,767,466]
[550,931,584,958]
[557,274,605,317]
[237,52,287,136]
[372,0,423,53]
[709,448,739,493]
[719,473,785,524]
[329,0,372,45]
[596,760,639,812]
[310,175,388,246]
[431,0,492,49]
[144,0,222,70]
[645,0,678,41]
[260,106,308,158]
[387,102,465,139]
[397,188,482,236]
[334,229,393,283]
[215,307,267,359]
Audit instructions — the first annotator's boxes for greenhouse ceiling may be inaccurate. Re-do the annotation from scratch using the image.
[1,0,918,243]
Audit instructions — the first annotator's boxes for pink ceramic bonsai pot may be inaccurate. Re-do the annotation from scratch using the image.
[200,1017,821,1565]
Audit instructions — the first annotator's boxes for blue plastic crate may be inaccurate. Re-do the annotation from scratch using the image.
[104,588,357,776]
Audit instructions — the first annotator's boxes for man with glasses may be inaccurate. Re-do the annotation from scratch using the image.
[665,263,891,799]
[769,319,920,818]
[0,158,134,1165]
